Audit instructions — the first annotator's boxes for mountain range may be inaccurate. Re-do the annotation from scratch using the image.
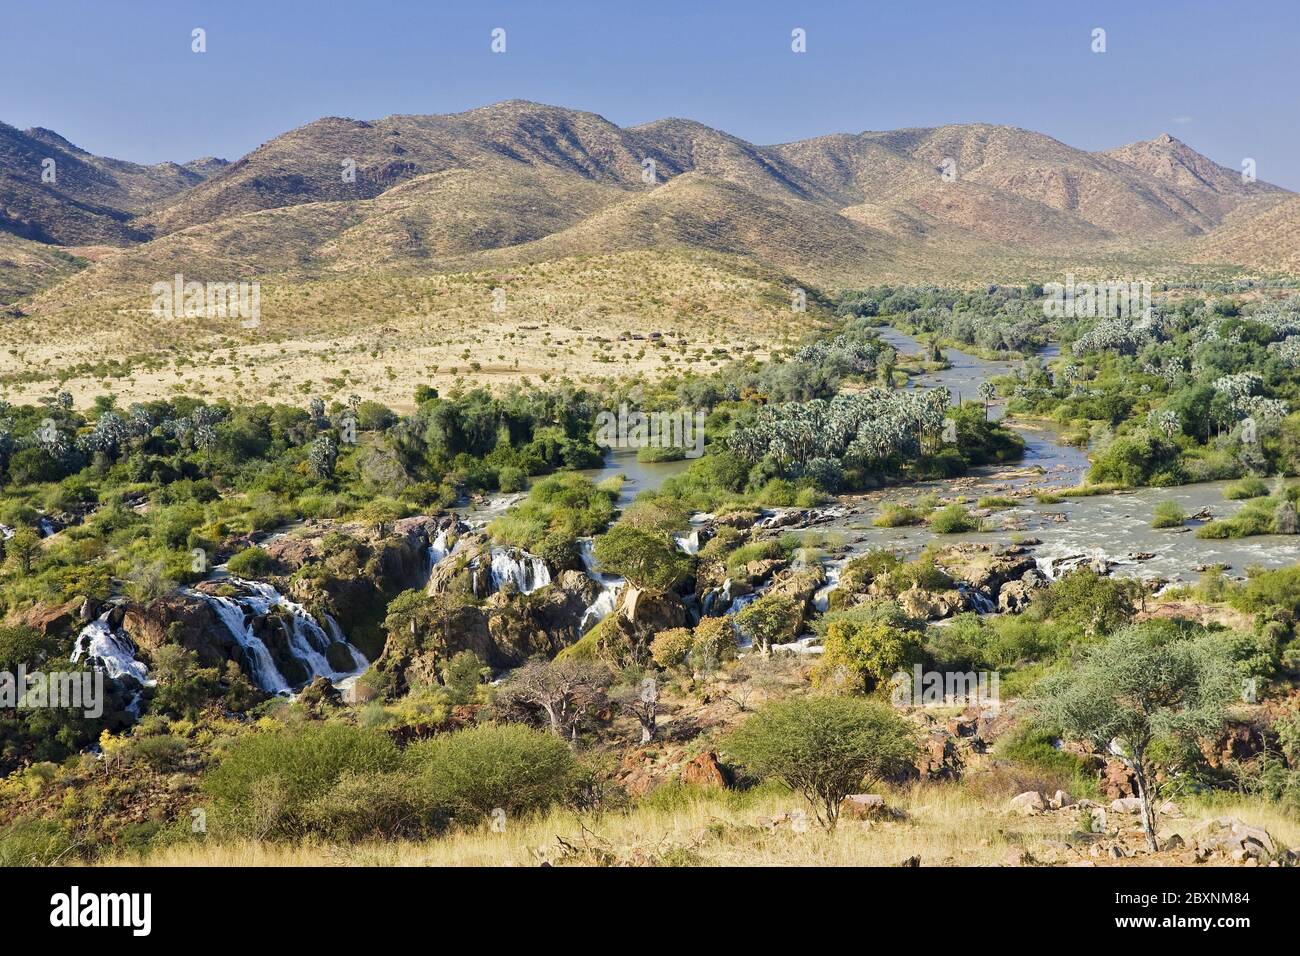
[2,100,1297,312]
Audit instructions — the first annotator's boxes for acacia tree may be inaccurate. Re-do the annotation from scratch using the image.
[1031,624,1236,851]
[591,525,691,590]
[735,594,802,658]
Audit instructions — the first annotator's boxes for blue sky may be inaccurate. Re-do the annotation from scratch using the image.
[3,0,1297,188]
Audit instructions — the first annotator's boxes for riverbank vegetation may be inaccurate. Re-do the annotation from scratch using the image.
[3,281,1300,868]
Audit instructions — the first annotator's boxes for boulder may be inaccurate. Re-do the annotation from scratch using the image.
[1203,722,1267,767]
[427,535,489,596]
[681,751,731,789]
[1110,796,1145,814]
[119,594,243,670]
[842,794,906,821]
[713,510,760,530]
[915,730,963,779]
[1008,791,1047,815]
[23,599,81,636]
[744,558,789,581]
[619,587,688,634]
[1049,789,1074,810]
[1099,760,1137,799]
[997,580,1036,613]
[897,586,965,621]
[1195,817,1277,861]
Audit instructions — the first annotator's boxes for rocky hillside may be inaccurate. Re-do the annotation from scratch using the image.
[0,123,225,246]
[3,102,1295,310]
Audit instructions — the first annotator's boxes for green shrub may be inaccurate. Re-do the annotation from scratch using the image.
[496,466,527,493]
[405,723,578,821]
[814,614,921,692]
[874,503,926,527]
[977,496,1016,510]
[226,546,272,577]
[1224,477,1270,500]
[302,770,434,841]
[928,504,980,534]
[724,696,917,829]
[650,627,694,668]
[0,817,78,866]
[1152,500,1187,529]
[202,723,401,839]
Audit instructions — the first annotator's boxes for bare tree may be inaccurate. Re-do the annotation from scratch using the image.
[503,659,610,742]
[610,673,659,743]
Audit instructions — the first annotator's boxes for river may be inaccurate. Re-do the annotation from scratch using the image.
[467,331,1295,586]
[834,327,1300,586]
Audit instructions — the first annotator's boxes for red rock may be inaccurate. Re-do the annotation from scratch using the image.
[681,750,730,789]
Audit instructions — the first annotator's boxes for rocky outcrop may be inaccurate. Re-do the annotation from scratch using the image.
[23,598,87,637]
[1193,817,1286,864]
[897,586,965,620]
[841,793,906,821]
[619,587,688,635]
[372,569,600,691]
[485,571,599,664]
[117,594,241,671]
[934,543,1038,594]
[681,750,731,789]
[427,534,488,596]
[997,570,1047,613]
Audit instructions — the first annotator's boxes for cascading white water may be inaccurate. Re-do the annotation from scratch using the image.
[728,591,760,615]
[674,530,701,555]
[72,613,150,684]
[427,528,449,571]
[240,580,366,682]
[71,613,153,715]
[475,548,552,595]
[190,578,368,693]
[325,614,369,672]
[194,591,292,694]
[957,583,996,614]
[577,538,623,632]
[812,563,843,613]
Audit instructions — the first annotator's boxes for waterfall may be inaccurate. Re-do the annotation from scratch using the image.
[194,591,292,694]
[473,548,552,596]
[727,591,760,615]
[957,583,996,614]
[674,530,701,555]
[190,579,368,693]
[1033,547,1112,581]
[427,528,449,571]
[701,577,733,616]
[72,613,150,685]
[72,613,152,715]
[578,538,623,632]
[812,563,843,613]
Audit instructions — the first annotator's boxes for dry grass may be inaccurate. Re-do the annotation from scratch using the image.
[93,786,1066,868]
[90,783,1300,868]
[2,250,823,410]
